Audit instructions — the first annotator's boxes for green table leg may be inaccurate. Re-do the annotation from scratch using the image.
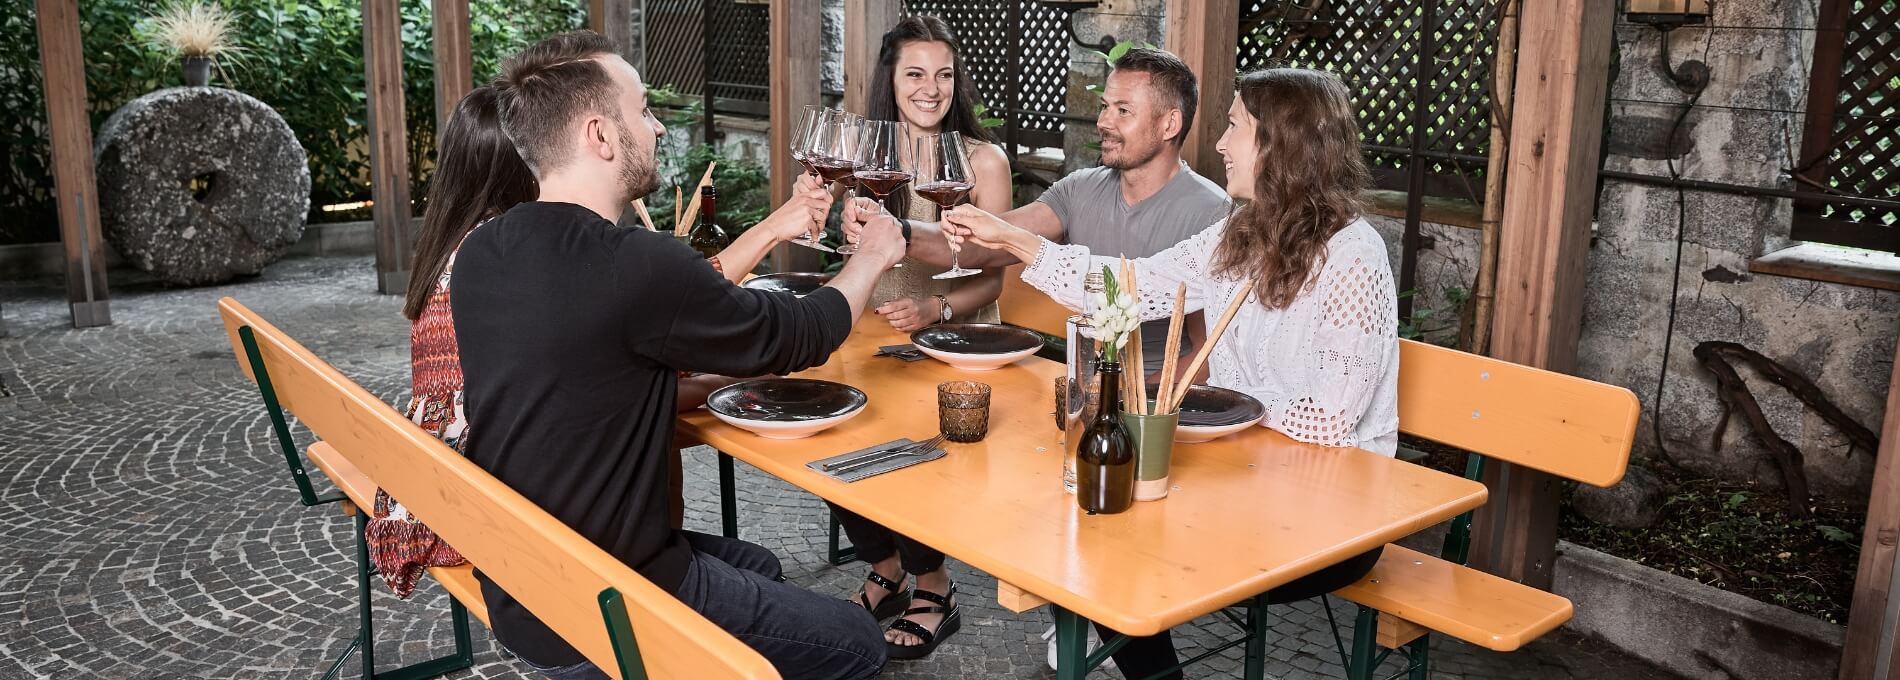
[1054,607,1090,680]
[1244,594,1271,680]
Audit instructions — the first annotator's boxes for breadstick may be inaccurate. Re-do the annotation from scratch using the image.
[631,198,657,231]
[1156,282,1187,414]
[1168,278,1256,413]
[676,162,718,236]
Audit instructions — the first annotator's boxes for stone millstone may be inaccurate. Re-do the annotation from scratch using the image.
[94,87,311,285]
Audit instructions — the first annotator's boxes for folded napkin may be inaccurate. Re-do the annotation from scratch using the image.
[876,344,929,362]
[807,438,947,483]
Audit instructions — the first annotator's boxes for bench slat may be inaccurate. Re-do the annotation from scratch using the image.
[220,297,777,680]
[1333,544,1572,652]
[306,442,490,626]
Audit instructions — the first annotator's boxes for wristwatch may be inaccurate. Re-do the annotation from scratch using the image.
[933,294,953,324]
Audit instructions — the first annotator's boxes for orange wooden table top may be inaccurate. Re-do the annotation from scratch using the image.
[677,320,1488,636]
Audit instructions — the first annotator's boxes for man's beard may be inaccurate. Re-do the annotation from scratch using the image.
[1100,133,1161,170]
[616,117,660,203]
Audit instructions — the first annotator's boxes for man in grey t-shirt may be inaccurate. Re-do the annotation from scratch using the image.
[845,48,1230,377]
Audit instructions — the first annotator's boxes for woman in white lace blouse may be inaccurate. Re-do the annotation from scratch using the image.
[946,68,1398,457]
[945,65,1399,680]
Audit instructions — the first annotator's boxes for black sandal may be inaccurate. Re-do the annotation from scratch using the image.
[885,583,960,660]
[855,569,912,621]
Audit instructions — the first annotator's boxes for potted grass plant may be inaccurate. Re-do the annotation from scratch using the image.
[141,2,243,87]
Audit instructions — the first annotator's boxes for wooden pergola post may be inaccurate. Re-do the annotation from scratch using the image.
[1842,340,1900,678]
[768,0,822,273]
[843,0,902,115]
[433,0,472,130]
[35,0,111,328]
[589,0,635,60]
[1465,0,1614,589]
[1164,0,1238,187]
[364,0,413,294]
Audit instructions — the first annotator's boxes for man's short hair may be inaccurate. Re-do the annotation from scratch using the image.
[1112,48,1199,146]
[493,31,621,176]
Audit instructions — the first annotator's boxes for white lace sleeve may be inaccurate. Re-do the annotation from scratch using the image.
[1262,248,1397,448]
[1021,220,1227,320]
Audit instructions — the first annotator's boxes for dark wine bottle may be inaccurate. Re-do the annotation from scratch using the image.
[1076,359,1136,514]
[687,185,730,260]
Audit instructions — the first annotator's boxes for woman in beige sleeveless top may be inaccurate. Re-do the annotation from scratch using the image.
[860,16,1011,335]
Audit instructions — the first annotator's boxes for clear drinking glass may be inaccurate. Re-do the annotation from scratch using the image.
[845,120,913,262]
[784,106,836,253]
[916,132,981,280]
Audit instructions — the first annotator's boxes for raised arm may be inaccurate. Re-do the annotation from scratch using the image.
[712,173,832,281]
[945,204,1227,321]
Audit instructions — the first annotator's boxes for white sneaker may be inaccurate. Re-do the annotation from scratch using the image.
[1042,624,1118,671]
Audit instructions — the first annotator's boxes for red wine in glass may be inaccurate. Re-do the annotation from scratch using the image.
[854,170,913,197]
[915,181,974,208]
[813,158,857,183]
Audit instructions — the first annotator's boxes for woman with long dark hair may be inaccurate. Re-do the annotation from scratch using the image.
[943,68,1398,678]
[825,14,1013,662]
[857,14,1012,333]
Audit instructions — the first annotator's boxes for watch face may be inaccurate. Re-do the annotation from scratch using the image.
[940,299,953,322]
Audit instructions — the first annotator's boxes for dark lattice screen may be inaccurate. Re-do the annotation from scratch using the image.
[640,0,769,112]
[1793,0,1898,252]
[1238,0,1503,199]
[902,0,1072,149]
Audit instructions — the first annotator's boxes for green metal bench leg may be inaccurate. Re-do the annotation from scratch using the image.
[827,510,856,565]
[1243,594,1271,680]
[1347,605,1380,680]
[320,513,477,680]
[1406,635,1431,680]
[718,451,738,538]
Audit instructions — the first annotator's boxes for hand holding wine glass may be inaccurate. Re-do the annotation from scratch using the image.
[783,107,846,252]
[917,132,980,280]
[844,120,913,263]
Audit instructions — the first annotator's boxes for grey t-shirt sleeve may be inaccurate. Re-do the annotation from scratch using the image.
[1034,171,1080,234]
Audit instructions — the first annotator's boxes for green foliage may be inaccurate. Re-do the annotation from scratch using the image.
[643,143,772,240]
[971,101,1005,130]
[1084,40,1158,96]
[0,0,584,244]
[1396,287,1469,347]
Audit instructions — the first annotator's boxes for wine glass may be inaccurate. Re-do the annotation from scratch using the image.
[785,105,835,252]
[848,120,914,262]
[918,132,980,280]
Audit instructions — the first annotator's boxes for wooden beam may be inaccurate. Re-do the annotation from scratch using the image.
[1465,0,1614,589]
[588,0,635,62]
[1164,0,1238,187]
[35,0,111,328]
[364,0,413,294]
[1842,328,1900,679]
[768,0,822,273]
[432,0,472,131]
[843,0,902,115]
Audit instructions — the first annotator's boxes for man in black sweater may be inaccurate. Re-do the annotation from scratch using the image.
[452,32,906,680]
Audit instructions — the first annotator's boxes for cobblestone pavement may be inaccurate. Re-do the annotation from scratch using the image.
[0,255,1683,679]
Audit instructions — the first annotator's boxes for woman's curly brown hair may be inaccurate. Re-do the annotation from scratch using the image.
[1211,68,1369,309]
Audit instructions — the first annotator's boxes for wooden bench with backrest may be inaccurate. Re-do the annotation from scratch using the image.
[1329,339,1640,679]
[219,297,780,680]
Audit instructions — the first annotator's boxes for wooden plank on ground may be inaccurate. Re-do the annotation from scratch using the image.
[1466,0,1614,590]
[1842,325,1900,679]
[1164,0,1239,187]
[432,0,473,130]
[843,0,902,115]
[767,0,823,273]
[364,0,414,294]
[34,0,111,328]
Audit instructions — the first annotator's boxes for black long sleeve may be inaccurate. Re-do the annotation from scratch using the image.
[448,201,851,666]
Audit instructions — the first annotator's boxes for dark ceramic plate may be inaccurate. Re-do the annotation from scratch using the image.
[707,378,867,422]
[911,323,1044,355]
[742,272,835,297]
[1174,384,1266,427]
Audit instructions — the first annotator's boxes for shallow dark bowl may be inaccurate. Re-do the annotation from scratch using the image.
[706,378,868,422]
[741,272,835,297]
[1175,384,1267,427]
[911,323,1044,355]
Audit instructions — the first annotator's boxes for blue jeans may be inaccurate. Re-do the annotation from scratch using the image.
[514,531,886,680]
